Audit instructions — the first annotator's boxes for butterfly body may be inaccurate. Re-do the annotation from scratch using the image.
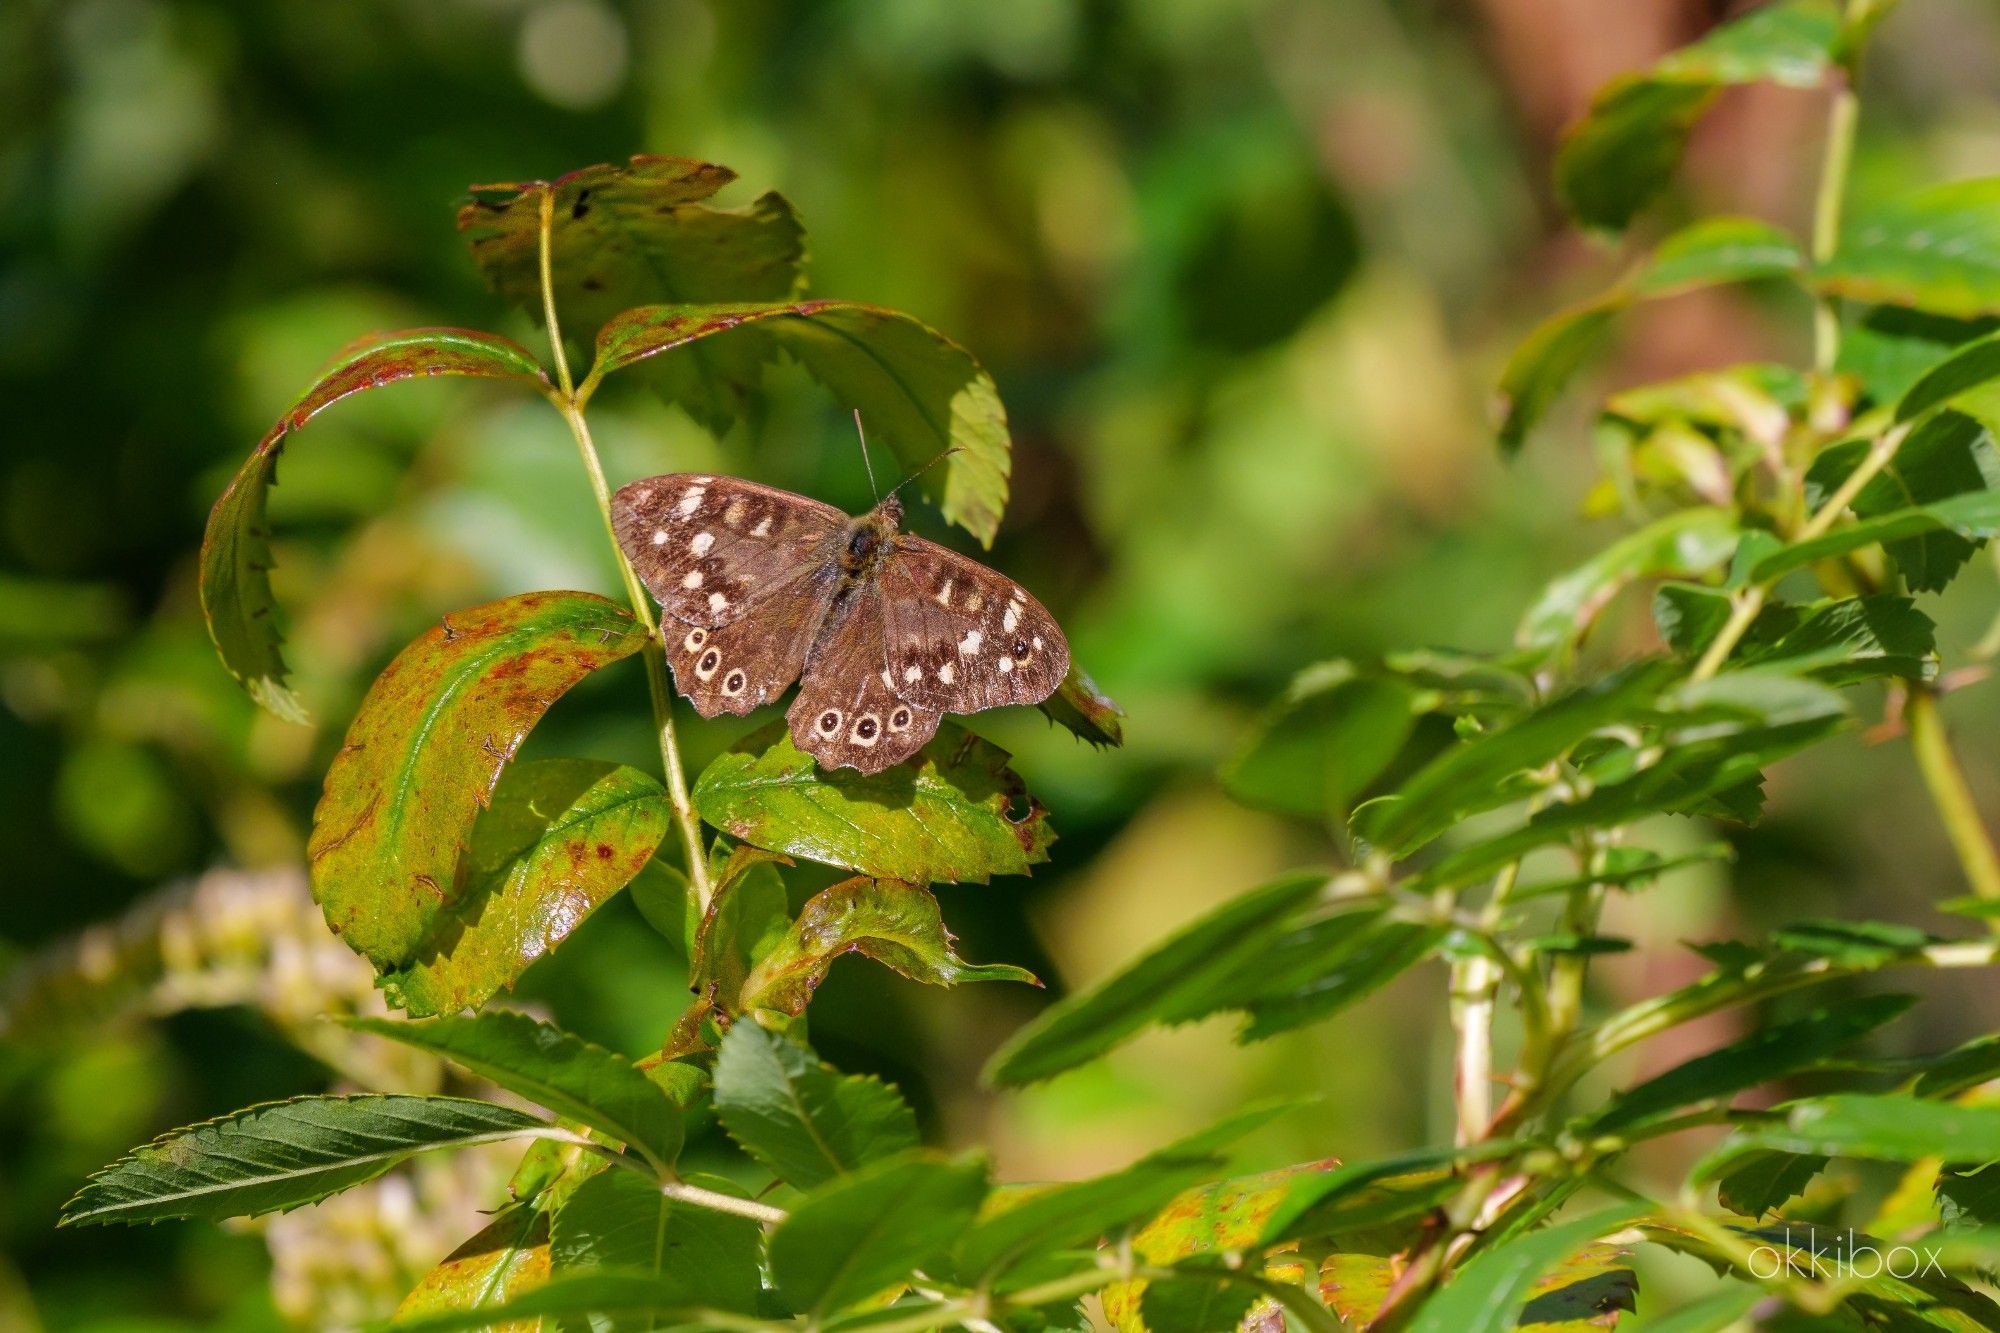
[613,474,1067,773]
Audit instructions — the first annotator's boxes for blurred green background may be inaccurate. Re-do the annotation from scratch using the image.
[4,0,2000,1327]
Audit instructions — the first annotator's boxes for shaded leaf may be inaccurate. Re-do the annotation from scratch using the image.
[380,759,673,1015]
[1818,178,2000,319]
[984,871,1329,1086]
[1496,299,1622,456]
[1517,509,1740,654]
[767,1152,989,1317]
[346,1011,683,1170]
[1554,2,1840,232]
[1748,487,2000,585]
[307,592,646,970]
[1325,1244,1637,1332]
[61,1095,544,1225]
[1231,916,1446,1042]
[1261,1140,1523,1247]
[394,1206,551,1333]
[689,843,792,1010]
[955,1160,1219,1290]
[739,877,1036,1016]
[549,1167,763,1325]
[1139,1270,1262,1333]
[1898,331,2000,426]
[1222,661,1419,820]
[711,1022,919,1191]
[692,722,1052,885]
[1406,1206,1644,1333]
[1041,664,1126,748]
[385,1275,698,1333]
[201,329,549,721]
[1715,1150,1828,1219]
[1840,306,2000,407]
[1913,1034,2000,1101]
[592,300,1010,545]
[1804,412,2000,591]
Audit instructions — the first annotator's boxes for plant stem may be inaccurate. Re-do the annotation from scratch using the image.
[1810,73,1860,374]
[1451,864,1519,1145]
[536,188,715,912]
[1905,686,2000,908]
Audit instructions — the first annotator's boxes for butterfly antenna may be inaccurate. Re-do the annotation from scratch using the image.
[885,446,963,502]
[853,409,880,502]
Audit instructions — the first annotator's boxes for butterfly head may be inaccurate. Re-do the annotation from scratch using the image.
[840,494,904,580]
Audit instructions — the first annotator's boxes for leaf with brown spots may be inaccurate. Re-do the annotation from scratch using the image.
[458,156,804,434]
[592,300,1011,546]
[691,721,1053,885]
[395,1206,551,1333]
[738,877,1037,1016]
[201,328,549,721]
[379,760,674,1016]
[308,592,647,972]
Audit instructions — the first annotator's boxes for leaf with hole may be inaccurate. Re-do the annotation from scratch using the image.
[693,722,1052,885]
[201,328,549,721]
[60,1094,544,1225]
[307,592,647,970]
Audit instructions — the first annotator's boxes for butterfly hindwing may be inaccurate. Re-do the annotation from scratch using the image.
[613,474,845,628]
[878,535,1070,714]
[788,583,942,773]
[663,572,836,717]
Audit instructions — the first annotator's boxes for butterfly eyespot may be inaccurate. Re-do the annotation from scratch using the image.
[722,669,747,696]
[852,715,880,743]
[682,627,707,651]
[1012,638,1030,657]
[818,710,842,735]
[889,708,912,731]
[696,648,722,681]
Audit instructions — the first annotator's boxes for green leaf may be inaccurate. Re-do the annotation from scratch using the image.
[1898,331,2000,425]
[394,1206,551,1333]
[60,1094,544,1225]
[1231,916,1447,1042]
[1221,661,1419,819]
[1511,844,1733,901]
[1327,1245,1638,1332]
[1496,299,1623,456]
[1138,1270,1262,1333]
[1840,306,2000,407]
[592,300,1010,546]
[767,1152,989,1317]
[345,1011,683,1170]
[1579,993,1914,1136]
[1669,591,1938,683]
[1636,216,1808,296]
[1749,486,2000,585]
[955,1163,1218,1291]
[1735,1093,2000,1163]
[1804,412,2000,591]
[1714,1149,1827,1218]
[307,592,647,970]
[692,722,1052,885]
[384,1275,699,1333]
[458,156,803,433]
[1914,1034,2000,1101]
[201,328,549,722]
[689,843,792,1009]
[549,1167,763,1325]
[380,759,674,1015]
[711,1022,919,1191]
[1555,2,1841,231]
[983,871,1329,1086]
[1818,178,2000,319]
[1260,1140,1524,1247]
[1353,660,1677,859]
[739,877,1037,1016]
[1516,509,1740,654]
[1040,665,1126,748]
[1406,1205,1644,1333]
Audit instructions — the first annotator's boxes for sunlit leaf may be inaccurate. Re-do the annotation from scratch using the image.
[1261,1140,1522,1247]
[1516,509,1739,654]
[61,1095,544,1225]
[1708,1094,2000,1166]
[712,1022,919,1191]
[1750,486,2000,585]
[767,1153,989,1317]
[379,759,673,1015]
[1406,1206,1644,1333]
[394,1207,551,1333]
[693,722,1052,885]
[592,300,1010,545]
[201,328,549,721]
[1041,665,1126,748]
[1635,216,1807,296]
[689,842,792,1010]
[1555,2,1840,231]
[954,1156,1221,1290]
[1897,331,2000,426]
[739,877,1036,1016]
[1804,411,2000,591]
[984,871,1329,1086]
[1714,1150,1828,1219]
[549,1167,763,1326]
[1840,306,2000,407]
[1138,1269,1263,1333]
[1818,178,2000,319]
[308,592,647,970]
[384,1275,698,1333]
[347,1010,684,1169]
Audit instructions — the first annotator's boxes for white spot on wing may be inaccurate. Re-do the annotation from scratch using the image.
[691,531,715,555]
[676,487,705,515]
[999,656,1014,673]
[708,592,729,613]
[1003,601,1022,632]
[938,662,955,684]
[936,579,954,606]
[682,571,703,589]
[651,529,669,546]
[724,499,747,526]
[903,665,922,683]
[752,516,773,537]
[958,630,982,655]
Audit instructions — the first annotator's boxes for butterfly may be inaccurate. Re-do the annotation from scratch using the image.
[612,473,1070,774]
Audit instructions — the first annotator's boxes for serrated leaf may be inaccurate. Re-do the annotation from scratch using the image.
[767,1152,989,1317]
[1326,1244,1637,1332]
[592,300,1010,545]
[1261,1140,1523,1247]
[692,721,1052,885]
[1517,509,1740,654]
[1818,178,2000,319]
[955,1161,1219,1290]
[1221,661,1419,820]
[307,594,647,970]
[984,871,1329,1086]
[1555,2,1841,232]
[1700,1095,2000,1177]
[1581,993,1914,1136]
[549,1167,762,1326]
[346,1011,683,1170]
[1898,332,2000,426]
[1803,412,2000,591]
[1750,487,2000,585]
[689,843,792,1010]
[61,1094,544,1225]
[1041,664,1126,748]
[739,877,1036,1016]
[201,328,549,721]
[1715,1150,1829,1219]
[380,759,673,1015]
[384,1275,699,1333]
[712,1022,919,1191]
[1406,1205,1644,1333]
[394,1206,551,1333]
[1914,1034,2000,1101]
[1231,915,1446,1042]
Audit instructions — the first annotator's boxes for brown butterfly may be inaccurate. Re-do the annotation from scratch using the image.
[612,473,1069,773]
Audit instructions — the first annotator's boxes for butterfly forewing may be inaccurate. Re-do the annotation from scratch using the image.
[789,582,943,773]
[878,535,1070,714]
[613,474,845,628]
[662,578,835,717]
